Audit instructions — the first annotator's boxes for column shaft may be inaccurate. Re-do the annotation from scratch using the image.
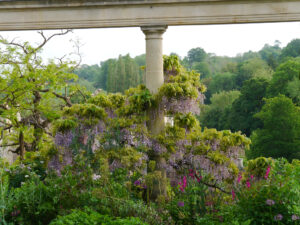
[141,26,167,94]
[141,26,168,200]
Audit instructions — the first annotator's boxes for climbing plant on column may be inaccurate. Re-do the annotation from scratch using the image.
[53,55,250,204]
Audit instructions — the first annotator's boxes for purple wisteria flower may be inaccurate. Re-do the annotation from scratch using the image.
[266,199,275,206]
[161,96,201,115]
[177,201,184,207]
[55,131,74,147]
[274,214,283,221]
[170,180,178,187]
[134,180,141,186]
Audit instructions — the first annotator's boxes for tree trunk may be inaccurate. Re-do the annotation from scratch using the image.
[19,131,25,160]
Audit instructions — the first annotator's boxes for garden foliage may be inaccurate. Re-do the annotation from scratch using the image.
[0,35,299,225]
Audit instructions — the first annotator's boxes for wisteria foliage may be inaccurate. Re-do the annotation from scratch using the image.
[51,55,250,186]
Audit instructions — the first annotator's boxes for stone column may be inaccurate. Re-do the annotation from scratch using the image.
[141,25,167,94]
[141,26,168,200]
[141,25,168,135]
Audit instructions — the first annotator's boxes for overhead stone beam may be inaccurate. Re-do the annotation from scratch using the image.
[1,0,300,31]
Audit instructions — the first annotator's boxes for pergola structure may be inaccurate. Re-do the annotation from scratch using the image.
[1,0,300,93]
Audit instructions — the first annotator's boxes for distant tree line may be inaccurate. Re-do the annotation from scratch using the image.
[195,39,300,161]
[74,54,145,93]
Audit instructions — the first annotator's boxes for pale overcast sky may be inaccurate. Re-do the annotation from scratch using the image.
[1,22,300,65]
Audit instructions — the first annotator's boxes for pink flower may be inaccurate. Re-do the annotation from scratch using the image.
[266,199,275,206]
[182,176,187,188]
[11,210,20,217]
[231,190,236,200]
[196,176,202,183]
[274,214,283,221]
[292,215,299,221]
[178,176,187,192]
[246,180,251,188]
[188,169,195,179]
[264,166,271,179]
[250,175,254,180]
[237,174,242,183]
[177,201,184,207]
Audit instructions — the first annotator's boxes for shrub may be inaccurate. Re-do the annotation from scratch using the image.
[231,158,300,224]
[6,176,58,225]
[5,153,96,224]
[167,171,225,225]
[50,207,148,225]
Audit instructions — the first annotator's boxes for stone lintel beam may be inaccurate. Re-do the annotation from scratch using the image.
[141,25,167,94]
[2,1,300,31]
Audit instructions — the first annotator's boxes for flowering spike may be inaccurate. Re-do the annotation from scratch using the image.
[231,190,236,200]
[237,174,242,183]
[246,180,251,188]
[264,165,271,179]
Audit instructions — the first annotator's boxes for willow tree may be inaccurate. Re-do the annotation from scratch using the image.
[0,30,82,159]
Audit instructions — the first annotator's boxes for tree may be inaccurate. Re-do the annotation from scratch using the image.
[200,90,240,130]
[76,78,96,93]
[280,39,300,60]
[134,54,146,67]
[205,72,237,103]
[186,47,206,66]
[249,95,300,161]
[74,64,100,83]
[268,57,300,102]
[236,58,272,88]
[124,54,141,90]
[106,59,117,93]
[191,61,211,79]
[259,42,281,69]
[0,31,80,159]
[115,55,126,92]
[287,77,300,105]
[228,78,269,136]
[105,55,142,93]
[235,51,260,63]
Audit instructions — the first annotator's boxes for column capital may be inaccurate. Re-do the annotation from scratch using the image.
[141,25,168,37]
